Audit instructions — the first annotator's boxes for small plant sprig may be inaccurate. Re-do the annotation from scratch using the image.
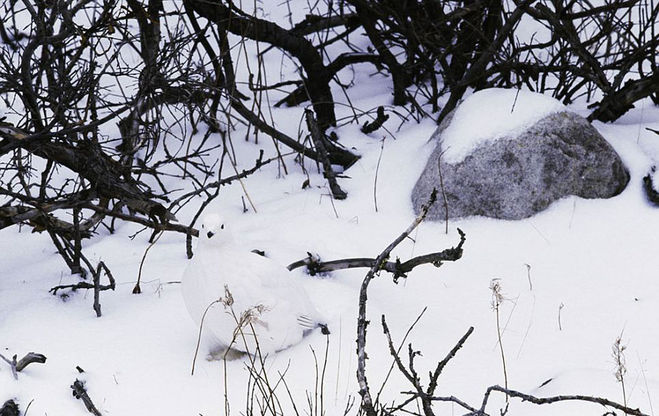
[193,285,318,416]
[612,334,628,414]
[490,278,509,403]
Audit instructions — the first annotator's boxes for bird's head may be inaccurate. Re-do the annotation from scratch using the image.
[199,213,233,247]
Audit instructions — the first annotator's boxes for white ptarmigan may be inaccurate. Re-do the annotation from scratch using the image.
[182,214,329,358]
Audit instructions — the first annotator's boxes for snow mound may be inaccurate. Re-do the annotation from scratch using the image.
[441,88,566,163]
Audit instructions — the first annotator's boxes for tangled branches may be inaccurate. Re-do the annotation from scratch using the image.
[0,0,656,313]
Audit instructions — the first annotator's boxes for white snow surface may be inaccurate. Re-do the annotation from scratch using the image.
[2,4,659,416]
[441,88,567,163]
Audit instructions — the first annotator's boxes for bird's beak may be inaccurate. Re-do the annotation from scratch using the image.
[207,231,215,239]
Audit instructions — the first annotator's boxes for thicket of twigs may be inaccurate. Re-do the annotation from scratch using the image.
[0,0,657,275]
[0,1,656,413]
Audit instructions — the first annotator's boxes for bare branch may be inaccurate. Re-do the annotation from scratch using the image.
[71,379,103,416]
[0,352,47,380]
[287,233,465,281]
[305,109,347,200]
[0,400,19,416]
[357,189,445,416]
[589,71,659,122]
[468,385,649,416]
[185,0,336,128]
[15,352,47,372]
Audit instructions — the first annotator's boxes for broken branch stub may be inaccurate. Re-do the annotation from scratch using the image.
[71,379,103,416]
[0,400,19,416]
[15,352,47,372]
[0,351,47,380]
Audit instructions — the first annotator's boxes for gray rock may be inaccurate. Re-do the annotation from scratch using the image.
[412,111,629,220]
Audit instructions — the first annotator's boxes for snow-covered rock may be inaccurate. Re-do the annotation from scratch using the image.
[412,108,630,220]
[438,88,567,164]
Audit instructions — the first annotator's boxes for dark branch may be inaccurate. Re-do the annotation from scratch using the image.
[15,352,47,372]
[1,134,170,221]
[71,379,103,416]
[357,189,442,416]
[470,385,649,416]
[642,168,659,206]
[227,94,359,169]
[186,0,336,128]
[0,351,47,380]
[288,229,465,281]
[0,400,19,416]
[305,109,347,200]
[291,13,358,36]
[428,327,474,395]
[588,71,659,122]
[361,106,390,134]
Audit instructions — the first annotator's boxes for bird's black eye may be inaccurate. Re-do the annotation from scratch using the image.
[220,224,225,230]
[207,231,215,239]
[201,224,204,229]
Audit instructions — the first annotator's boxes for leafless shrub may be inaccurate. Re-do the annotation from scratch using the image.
[0,0,654,362]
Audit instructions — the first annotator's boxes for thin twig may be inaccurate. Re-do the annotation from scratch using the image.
[470,385,649,416]
[134,230,165,294]
[427,327,474,395]
[0,353,17,380]
[375,307,428,407]
[524,263,532,291]
[191,299,222,375]
[373,138,385,213]
[437,151,449,234]
[490,279,509,401]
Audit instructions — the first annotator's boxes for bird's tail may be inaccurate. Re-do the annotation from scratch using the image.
[298,315,330,335]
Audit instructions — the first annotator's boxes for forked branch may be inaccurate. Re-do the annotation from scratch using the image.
[288,232,465,280]
[382,316,474,416]
[356,189,466,416]
[465,385,649,416]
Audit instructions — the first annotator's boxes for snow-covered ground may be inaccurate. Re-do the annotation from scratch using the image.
[2,4,659,416]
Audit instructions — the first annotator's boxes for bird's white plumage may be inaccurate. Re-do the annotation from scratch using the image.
[182,214,325,356]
